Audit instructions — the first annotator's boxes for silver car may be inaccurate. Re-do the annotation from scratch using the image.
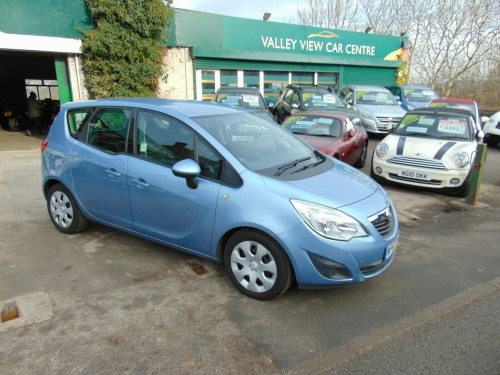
[339,85,407,133]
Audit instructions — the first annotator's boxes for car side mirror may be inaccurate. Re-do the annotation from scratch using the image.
[480,116,489,124]
[267,102,275,109]
[348,129,355,138]
[347,98,353,105]
[172,159,201,189]
[395,95,401,101]
[291,103,299,109]
[477,130,485,140]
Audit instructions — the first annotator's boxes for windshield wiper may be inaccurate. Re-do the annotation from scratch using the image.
[442,136,468,140]
[403,132,432,137]
[275,157,311,176]
[291,157,325,174]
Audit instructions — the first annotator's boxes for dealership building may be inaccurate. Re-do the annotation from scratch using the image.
[0,2,407,109]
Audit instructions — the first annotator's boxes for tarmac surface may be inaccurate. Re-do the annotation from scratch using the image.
[1,128,499,374]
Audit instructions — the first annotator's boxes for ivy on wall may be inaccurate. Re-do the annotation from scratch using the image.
[79,0,172,99]
[396,61,408,86]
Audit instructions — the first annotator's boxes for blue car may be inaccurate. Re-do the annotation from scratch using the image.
[387,85,440,111]
[41,98,398,300]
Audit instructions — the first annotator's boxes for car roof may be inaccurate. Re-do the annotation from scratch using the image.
[287,84,333,92]
[288,111,349,120]
[430,98,476,105]
[215,87,261,94]
[61,97,241,117]
[387,85,435,89]
[407,107,472,117]
[343,84,389,92]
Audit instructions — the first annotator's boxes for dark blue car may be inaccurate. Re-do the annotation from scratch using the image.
[387,85,440,111]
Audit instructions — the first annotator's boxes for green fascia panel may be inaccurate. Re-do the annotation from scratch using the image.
[191,47,402,69]
[167,10,223,48]
[0,0,91,38]
[170,9,405,69]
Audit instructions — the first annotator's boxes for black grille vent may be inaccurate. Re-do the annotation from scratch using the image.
[369,206,396,238]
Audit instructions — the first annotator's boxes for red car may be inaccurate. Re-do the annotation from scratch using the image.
[427,98,488,128]
[282,111,368,168]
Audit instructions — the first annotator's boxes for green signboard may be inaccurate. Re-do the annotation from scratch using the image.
[169,9,404,68]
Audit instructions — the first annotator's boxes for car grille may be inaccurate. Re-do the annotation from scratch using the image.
[388,156,449,170]
[376,116,403,131]
[368,206,396,238]
[388,174,442,186]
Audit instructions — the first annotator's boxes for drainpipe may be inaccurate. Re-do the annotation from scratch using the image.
[75,55,83,101]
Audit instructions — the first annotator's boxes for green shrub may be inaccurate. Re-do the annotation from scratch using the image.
[79,0,172,99]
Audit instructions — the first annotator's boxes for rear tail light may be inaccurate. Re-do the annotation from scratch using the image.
[41,140,48,153]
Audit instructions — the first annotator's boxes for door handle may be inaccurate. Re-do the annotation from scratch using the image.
[131,178,150,189]
[105,168,122,178]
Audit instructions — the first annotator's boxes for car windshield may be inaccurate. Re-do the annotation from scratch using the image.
[193,112,321,174]
[302,90,345,110]
[357,91,397,105]
[393,113,472,141]
[283,115,342,138]
[215,92,267,110]
[403,89,439,102]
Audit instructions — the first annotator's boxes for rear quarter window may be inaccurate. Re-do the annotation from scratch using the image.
[67,108,92,139]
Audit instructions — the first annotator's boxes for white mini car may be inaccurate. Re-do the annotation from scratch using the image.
[371,107,484,196]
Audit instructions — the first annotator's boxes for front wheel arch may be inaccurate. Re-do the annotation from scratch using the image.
[222,228,294,300]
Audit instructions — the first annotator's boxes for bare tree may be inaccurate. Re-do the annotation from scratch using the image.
[294,0,500,104]
[296,0,362,30]
[411,0,500,97]
[359,0,410,35]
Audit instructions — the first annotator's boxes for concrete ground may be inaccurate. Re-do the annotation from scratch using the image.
[1,128,499,374]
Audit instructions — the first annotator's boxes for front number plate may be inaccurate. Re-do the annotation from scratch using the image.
[398,170,432,181]
[385,233,399,260]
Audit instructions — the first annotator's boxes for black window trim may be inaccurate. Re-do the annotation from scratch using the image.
[131,108,243,188]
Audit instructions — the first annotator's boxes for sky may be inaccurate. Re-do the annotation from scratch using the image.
[171,0,301,23]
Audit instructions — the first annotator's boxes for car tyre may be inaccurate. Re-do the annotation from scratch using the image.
[354,141,368,168]
[224,229,293,300]
[47,184,89,234]
[453,179,471,198]
[484,138,498,147]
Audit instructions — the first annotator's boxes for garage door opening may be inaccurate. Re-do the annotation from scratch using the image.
[0,51,62,132]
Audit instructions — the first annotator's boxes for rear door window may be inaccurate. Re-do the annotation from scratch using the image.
[86,108,132,153]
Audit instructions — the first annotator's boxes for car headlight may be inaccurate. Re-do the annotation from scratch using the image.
[360,111,375,120]
[452,151,470,168]
[291,199,367,241]
[375,143,389,158]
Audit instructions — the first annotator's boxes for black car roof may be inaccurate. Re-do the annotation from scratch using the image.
[407,107,472,117]
[286,84,334,93]
[215,87,261,94]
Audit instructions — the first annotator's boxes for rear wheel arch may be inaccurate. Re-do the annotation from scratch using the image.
[46,183,89,234]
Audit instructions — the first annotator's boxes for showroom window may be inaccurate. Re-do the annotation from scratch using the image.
[195,69,338,101]
[25,79,59,100]
[220,70,238,87]
[264,71,289,104]
[201,70,216,101]
[317,73,338,91]
[243,71,260,88]
[291,72,314,85]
